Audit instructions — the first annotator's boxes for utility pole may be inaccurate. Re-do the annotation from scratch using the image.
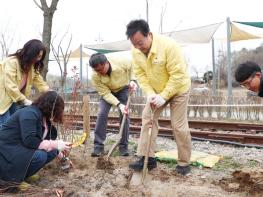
[95,33,103,43]
[211,38,216,96]
[146,0,149,23]
[226,17,233,118]
[80,44,83,86]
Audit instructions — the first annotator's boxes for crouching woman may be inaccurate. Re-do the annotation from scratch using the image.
[0,91,71,185]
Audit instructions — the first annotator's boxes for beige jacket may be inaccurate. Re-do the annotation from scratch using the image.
[0,56,49,114]
[92,57,135,106]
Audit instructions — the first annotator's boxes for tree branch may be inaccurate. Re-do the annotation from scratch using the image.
[33,0,43,11]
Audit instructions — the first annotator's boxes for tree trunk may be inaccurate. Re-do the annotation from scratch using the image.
[34,0,60,80]
[42,11,54,80]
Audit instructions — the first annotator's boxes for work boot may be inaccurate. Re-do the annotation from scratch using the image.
[91,147,104,157]
[119,146,129,156]
[129,156,157,171]
[176,165,191,176]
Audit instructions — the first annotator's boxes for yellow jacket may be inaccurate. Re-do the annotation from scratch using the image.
[132,34,191,100]
[0,56,49,114]
[91,57,135,106]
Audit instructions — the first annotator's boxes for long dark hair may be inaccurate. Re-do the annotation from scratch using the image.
[32,91,64,123]
[9,39,46,73]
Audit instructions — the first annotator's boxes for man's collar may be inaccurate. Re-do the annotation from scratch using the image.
[258,72,263,97]
[133,33,157,56]
[149,33,157,55]
[106,63,112,76]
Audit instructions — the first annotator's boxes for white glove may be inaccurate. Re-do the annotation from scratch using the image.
[146,94,156,104]
[57,140,72,151]
[152,94,166,108]
[23,99,32,106]
[119,103,128,115]
[129,81,137,92]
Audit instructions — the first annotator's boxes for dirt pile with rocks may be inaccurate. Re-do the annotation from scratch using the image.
[1,135,263,197]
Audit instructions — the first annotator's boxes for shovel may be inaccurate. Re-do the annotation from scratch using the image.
[129,105,155,187]
[106,92,131,160]
[141,105,155,184]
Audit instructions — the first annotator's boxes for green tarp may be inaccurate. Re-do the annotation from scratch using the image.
[234,21,263,28]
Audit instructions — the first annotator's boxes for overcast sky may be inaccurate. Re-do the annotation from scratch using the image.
[1,0,263,76]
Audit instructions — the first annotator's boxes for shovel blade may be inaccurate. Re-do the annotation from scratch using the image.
[129,171,152,186]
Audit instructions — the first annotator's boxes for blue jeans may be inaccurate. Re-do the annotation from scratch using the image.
[25,149,58,178]
[0,103,18,128]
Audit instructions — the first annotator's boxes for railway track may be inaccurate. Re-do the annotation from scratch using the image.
[64,114,263,146]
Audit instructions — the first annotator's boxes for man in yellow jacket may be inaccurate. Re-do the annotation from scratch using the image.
[89,53,137,157]
[126,19,192,175]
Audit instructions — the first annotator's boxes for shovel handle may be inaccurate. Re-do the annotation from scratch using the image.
[106,91,132,160]
[142,105,155,184]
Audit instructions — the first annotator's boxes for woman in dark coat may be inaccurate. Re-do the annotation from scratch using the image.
[0,91,71,183]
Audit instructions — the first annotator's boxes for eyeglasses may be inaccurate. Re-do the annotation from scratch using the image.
[240,74,256,88]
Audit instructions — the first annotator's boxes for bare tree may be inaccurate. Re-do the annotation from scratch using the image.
[0,24,15,60]
[0,34,10,60]
[191,66,200,79]
[51,32,72,96]
[33,0,60,80]
[159,1,167,34]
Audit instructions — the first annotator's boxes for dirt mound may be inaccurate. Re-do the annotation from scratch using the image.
[96,156,115,173]
[2,145,262,196]
[219,168,263,196]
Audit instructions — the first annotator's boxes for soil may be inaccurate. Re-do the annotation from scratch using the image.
[1,137,263,197]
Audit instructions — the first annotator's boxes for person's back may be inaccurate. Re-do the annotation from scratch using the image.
[0,91,71,185]
[0,105,42,182]
[0,106,39,139]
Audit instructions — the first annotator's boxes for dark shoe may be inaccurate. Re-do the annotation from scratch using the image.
[119,147,129,156]
[176,165,191,176]
[129,156,157,171]
[91,148,104,157]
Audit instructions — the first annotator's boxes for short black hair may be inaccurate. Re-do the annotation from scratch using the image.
[235,61,261,82]
[126,19,150,39]
[89,53,108,68]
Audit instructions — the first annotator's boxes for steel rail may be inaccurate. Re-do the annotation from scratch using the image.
[65,114,263,133]
[64,114,263,146]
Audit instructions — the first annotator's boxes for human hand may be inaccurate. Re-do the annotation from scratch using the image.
[152,94,166,108]
[146,94,156,104]
[119,103,128,115]
[23,99,32,106]
[129,81,137,92]
[38,140,52,151]
[57,151,64,159]
[57,140,72,151]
